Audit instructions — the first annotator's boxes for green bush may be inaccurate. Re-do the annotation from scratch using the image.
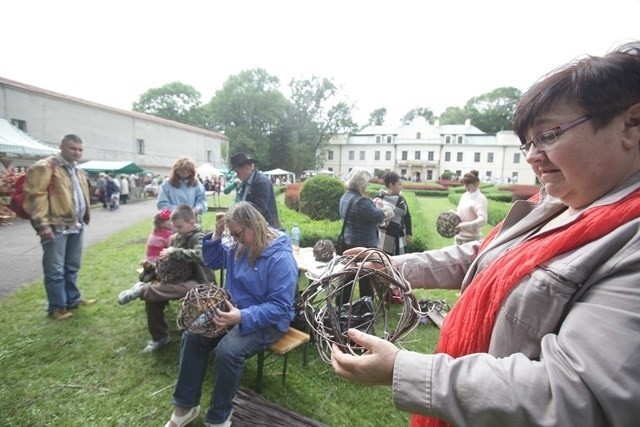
[299,175,345,221]
[415,190,450,197]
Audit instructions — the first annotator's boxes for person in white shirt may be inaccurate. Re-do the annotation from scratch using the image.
[454,170,487,245]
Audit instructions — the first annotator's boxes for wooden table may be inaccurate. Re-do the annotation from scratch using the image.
[292,247,330,280]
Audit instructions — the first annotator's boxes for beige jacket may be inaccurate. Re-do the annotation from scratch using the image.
[24,155,91,231]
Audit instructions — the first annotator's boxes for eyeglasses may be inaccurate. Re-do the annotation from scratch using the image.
[229,228,245,239]
[520,115,592,155]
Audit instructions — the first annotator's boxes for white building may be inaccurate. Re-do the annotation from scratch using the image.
[322,116,537,185]
[0,76,228,174]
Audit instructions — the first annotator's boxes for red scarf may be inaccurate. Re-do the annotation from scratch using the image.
[412,189,640,427]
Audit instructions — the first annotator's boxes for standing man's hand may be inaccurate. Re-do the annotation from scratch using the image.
[38,227,54,242]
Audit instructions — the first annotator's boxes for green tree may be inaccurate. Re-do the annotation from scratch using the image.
[438,106,469,125]
[368,108,387,126]
[207,69,288,166]
[401,107,434,125]
[463,87,522,133]
[132,81,207,127]
[285,76,357,174]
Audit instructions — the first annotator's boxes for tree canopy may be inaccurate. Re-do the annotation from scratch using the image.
[132,82,206,127]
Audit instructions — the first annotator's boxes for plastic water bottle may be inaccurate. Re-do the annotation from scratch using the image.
[291,224,301,252]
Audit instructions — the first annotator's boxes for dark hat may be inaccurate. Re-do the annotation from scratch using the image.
[229,152,258,169]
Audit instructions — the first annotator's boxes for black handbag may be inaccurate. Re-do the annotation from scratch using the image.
[336,197,358,255]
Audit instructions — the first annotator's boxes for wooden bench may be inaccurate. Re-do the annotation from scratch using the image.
[255,327,310,394]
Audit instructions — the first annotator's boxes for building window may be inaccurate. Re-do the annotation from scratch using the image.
[456,169,462,178]
[487,171,492,179]
[414,151,421,160]
[426,170,433,180]
[11,119,27,131]
[376,135,382,144]
[512,172,519,182]
[416,132,421,139]
[136,139,145,155]
[400,168,407,177]
[386,136,392,143]
[328,167,333,172]
[445,135,452,144]
[457,152,463,162]
[385,151,391,161]
[428,151,434,161]
[487,152,494,163]
[457,135,464,144]
[401,151,408,160]
[207,150,212,162]
[513,152,521,164]
[359,150,365,161]
[474,152,481,162]
[328,150,334,160]
[375,151,381,161]
[444,152,451,161]
[349,150,355,160]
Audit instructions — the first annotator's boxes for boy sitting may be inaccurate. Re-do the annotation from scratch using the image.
[118,204,214,352]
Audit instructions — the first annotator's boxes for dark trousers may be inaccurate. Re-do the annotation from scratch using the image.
[337,244,374,306]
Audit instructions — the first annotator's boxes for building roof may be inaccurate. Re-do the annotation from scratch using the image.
[0,76,228,141]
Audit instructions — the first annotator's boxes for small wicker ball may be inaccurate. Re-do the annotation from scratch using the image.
[436,211,462,238]
[313,239,335,262]
[155,256,193,284]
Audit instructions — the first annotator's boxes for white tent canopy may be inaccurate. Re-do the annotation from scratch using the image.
[0,118,59,159]
[196,163,221,178]
[263,168,295,183]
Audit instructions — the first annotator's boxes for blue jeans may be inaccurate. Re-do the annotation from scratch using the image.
[41,228,84,312]
[172,326,284,424]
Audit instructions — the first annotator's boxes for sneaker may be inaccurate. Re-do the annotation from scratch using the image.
[49,309,73,320]
[143,336,171,353]
[118,282,145,305]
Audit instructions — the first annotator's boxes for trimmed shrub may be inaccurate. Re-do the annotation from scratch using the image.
[284,183,303,211]
[299,175,345,221]
[415,190,450,198]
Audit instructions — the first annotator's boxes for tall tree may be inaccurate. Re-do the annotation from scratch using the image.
[132,82,206,127]
[285,76,357,173]
[401,107,435,125]
[368,108,387,126]
[438,106,469,125]
[206,69,288,167]
[463,87,522,133]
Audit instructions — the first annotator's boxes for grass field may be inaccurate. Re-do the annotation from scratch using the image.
[0,192,477,427]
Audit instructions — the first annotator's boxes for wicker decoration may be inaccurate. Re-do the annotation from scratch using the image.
[312,239,335,262]
[436,211,462,238]
[176,284,234,338]
[301,248,421,364]
[155,256,193,284]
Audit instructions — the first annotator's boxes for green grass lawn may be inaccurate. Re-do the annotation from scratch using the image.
[0,192,474,426]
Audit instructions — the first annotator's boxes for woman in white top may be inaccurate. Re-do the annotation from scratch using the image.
[454,171,487,245]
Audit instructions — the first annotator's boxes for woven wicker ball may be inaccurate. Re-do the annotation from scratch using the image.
[177,284,234,338]
[313,239,335,262]
[155,256,193,285]
[436,211,462,238]
[301,248,420,364]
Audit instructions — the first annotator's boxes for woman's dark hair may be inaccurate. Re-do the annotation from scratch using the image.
[514,41,640,143]
[462,172,480,185]
[383,171,401,188]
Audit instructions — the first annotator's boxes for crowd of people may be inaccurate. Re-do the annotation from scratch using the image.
[19,41,640,426]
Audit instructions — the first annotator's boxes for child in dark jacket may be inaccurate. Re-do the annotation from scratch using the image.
[118,204,214,352]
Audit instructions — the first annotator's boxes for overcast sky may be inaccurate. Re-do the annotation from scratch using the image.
[2,0,639,126]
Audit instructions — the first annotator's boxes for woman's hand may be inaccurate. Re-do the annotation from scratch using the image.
[213,300,241,327]
[331,328,399,386]
[214,212,225,239]
[405,235,412,244]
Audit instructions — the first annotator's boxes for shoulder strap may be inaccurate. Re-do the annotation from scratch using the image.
[339,196,359,238]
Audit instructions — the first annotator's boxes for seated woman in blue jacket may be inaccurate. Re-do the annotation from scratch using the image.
[164,201,298,427]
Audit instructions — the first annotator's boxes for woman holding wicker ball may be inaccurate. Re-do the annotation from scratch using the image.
[165,202,298,427]
[332,42,640,427]
[453,170,488,245]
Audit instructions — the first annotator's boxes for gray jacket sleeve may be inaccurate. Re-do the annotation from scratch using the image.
[392,243,640,427]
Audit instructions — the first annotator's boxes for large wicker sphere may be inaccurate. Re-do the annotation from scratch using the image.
[155,256,193,284]
[436,211,462,238]
[313,239,335,262]
[177,285,233,338]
